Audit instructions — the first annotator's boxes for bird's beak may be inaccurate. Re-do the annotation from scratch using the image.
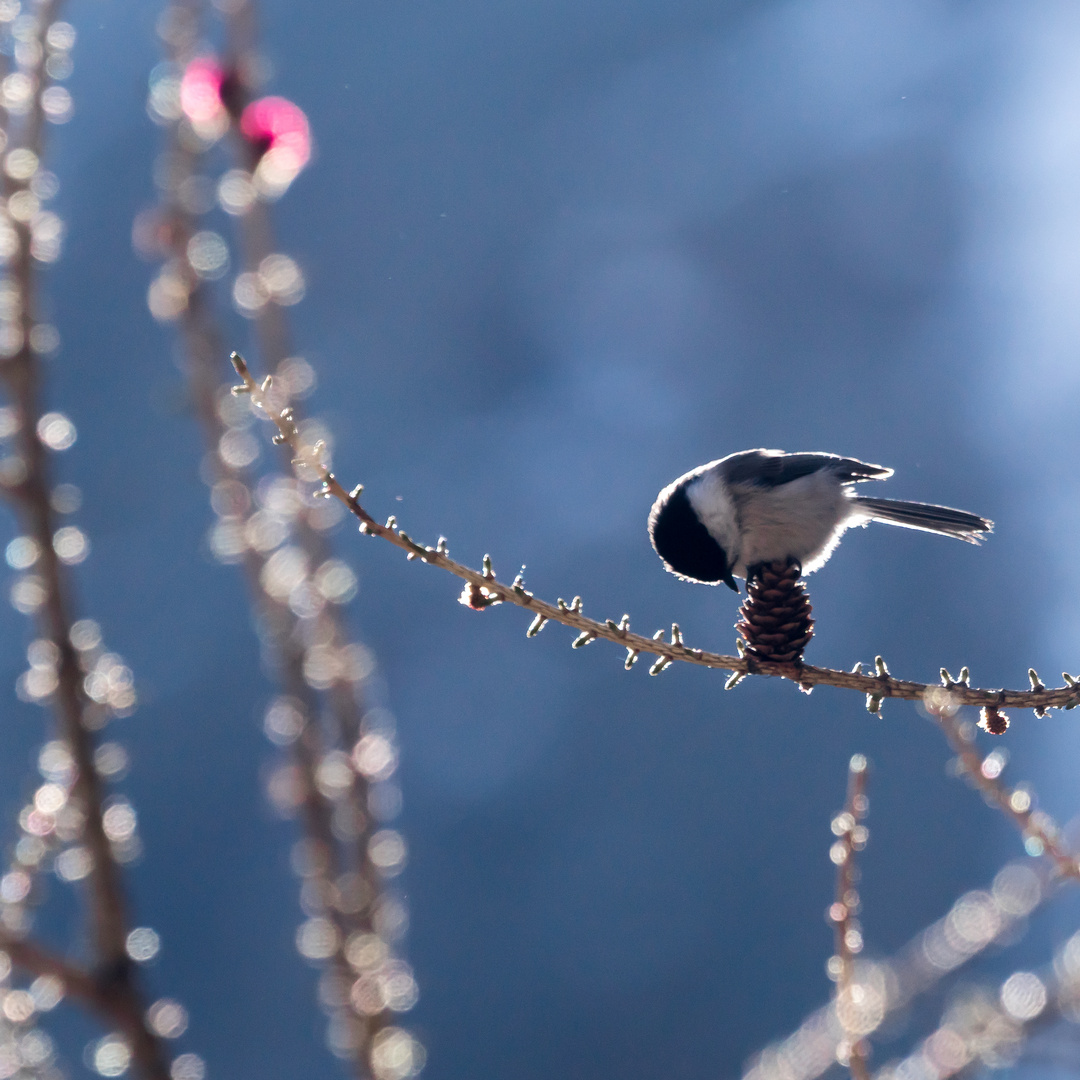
[723,572,739,593]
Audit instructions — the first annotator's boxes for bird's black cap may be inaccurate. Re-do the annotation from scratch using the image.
[648,482,738,591]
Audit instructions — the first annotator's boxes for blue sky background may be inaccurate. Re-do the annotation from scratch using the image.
[2,0,1080,1076]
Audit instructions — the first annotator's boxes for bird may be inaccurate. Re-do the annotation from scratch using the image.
[648,449,992,592]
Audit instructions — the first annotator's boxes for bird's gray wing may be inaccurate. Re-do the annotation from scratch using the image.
[719,450,893,488]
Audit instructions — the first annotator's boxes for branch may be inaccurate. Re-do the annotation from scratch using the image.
[229,352,1080,718]
[877,948,1065,1080]
[147,18,419,1071]
[0,930,98,1002]
[830,755,870,1080]
[0,928,173,1076]
[0,7,171,1076]
[745,706,1080,1080]
[930,702,1080,883]
[743,849,1058,1080]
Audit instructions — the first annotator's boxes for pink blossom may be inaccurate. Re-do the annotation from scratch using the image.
[180,57,226,125]
[240,96,312,176]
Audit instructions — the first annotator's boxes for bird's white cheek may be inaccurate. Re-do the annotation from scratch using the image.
[686,473,740,560]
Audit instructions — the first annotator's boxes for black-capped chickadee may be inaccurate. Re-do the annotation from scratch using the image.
[649,449,992,592]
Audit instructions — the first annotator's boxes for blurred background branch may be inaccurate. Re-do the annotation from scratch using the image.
[830,754,870,1080]
[143,1,422,1074]
[0,3,171,1076]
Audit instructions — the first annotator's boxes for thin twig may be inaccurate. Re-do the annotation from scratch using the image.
[930,703,1080,882]
[0,6,172,1077]
[745,705,1080,1080]
[830,755,870,1080]
[0,925,185,1062]
[229,352,1080,717]
[150,12,409,1070]
[875,952,1066,1080]
[742,850,1058,1080]
[0,929,98,1002]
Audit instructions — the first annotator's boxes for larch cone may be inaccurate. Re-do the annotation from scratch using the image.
[736,559,814,664]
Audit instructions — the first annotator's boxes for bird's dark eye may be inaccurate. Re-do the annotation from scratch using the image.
[649,484,732,584]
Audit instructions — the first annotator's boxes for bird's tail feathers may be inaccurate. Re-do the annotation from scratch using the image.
[853,497,993,545]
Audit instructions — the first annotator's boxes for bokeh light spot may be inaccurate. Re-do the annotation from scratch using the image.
[314,559,357,603]
[38,740,73,783]
[1,72,32,114]
[70,618,102,651]
[29,974,64,1011]
[49,485,82,518]
[345,932,388,972]
[41,84,73,122]
[170,1054,205,1080]
[217,427,259,469]
[263,697,305,746]
[992,864,1041,916]
[0,405,18,437]
[147,64,182,124]
[1000,971,1046,1020]
[11,574,46,614]
[258,253,305,304]
[261,545,307,600]
[95,741,129,779]
[186,230,228,278]
[368,830,407,877]
[353,734,398,782]
[36,411,75,450]
[370,1028,425,1080]
[53,524,88,564]
[1009,789,1032,813]
[147,999,188,1038]
[239,96,311,196]
[102,800,137,843]
[2,989,34,1023]
[232,270,268,314]
[55,846,92,882]
[91,1035,131,1077]
[45,20,75,50]
[5,535,40,569]
[30,323,60,353]
[0,869,30,903]
[217,169,256,215]
[148,269,189,322]
[179,57,224,125]
[33,783,66,815]
[126,927,161,963]
[297,917,339,961]
[4,147,37,179]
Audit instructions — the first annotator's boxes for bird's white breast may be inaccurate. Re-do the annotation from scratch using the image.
[690,467,857,577]
[736,471,853,574]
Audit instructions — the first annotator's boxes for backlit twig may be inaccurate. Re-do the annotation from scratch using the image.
[0,4,171,1076]
[829,755,870,1080]
[929,702,1080,883]
[229,351,1080,719]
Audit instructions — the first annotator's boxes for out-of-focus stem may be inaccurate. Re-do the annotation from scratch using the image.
[0,6,171,1078]
[832,757,869,1080]
[931,704,1080,882]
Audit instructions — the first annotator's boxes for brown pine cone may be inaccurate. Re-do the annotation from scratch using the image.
[736,559,814,663]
